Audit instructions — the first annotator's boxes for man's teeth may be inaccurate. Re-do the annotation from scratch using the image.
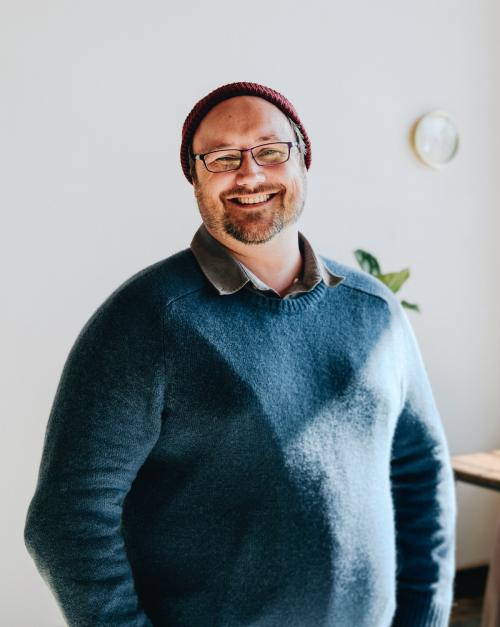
[233,194,273,204]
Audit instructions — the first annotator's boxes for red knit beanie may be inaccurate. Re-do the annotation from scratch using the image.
[180,81,312,184]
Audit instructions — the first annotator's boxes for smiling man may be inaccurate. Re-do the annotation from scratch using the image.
[25,82,456,627]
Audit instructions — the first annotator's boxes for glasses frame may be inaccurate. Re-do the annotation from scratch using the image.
[192,141,299,173]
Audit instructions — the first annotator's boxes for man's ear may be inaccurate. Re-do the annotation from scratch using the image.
[188,149,198,185]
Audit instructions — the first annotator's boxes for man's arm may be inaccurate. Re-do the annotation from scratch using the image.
[390,304,456,627]
[24,280,165,626]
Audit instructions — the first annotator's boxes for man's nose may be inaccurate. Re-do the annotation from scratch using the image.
[235,150,266,186]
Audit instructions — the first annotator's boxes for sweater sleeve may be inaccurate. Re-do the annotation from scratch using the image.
[24,283,165,627]
[389,304,456,627]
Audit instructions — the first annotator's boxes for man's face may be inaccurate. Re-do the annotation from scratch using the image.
[191,96,307,246]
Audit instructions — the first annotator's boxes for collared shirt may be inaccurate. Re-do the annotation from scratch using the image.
[190,223,345,299]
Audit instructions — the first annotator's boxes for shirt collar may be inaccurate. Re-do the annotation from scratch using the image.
[190,223,345,297]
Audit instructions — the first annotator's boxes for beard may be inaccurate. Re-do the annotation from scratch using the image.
[193,170,307,245]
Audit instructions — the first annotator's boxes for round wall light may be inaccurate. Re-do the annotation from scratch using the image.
[412,110,459,168]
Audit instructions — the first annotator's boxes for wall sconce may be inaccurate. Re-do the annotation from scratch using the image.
[412,110,459,168]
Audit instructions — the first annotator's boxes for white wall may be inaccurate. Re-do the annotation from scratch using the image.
[2,1,499,624]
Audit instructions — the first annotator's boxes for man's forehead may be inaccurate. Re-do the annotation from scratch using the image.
[192,96,293,152]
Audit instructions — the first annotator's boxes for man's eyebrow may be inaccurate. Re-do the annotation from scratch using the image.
[201,134,282,152]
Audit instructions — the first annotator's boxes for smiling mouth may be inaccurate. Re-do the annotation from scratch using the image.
[226,192,279,207]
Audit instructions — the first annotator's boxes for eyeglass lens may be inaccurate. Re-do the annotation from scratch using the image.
[204,143,290,173]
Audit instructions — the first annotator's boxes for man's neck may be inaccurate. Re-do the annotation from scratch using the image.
[206,225,303,297]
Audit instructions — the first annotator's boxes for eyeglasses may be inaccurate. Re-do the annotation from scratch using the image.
[192,141,298,173]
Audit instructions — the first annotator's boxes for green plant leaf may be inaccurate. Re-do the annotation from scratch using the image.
[354,249,381,276]
[353,250,420,314]
[377,269,410,294]
[401,300,420,312]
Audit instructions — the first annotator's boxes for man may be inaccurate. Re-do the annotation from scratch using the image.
[25,81,456,627]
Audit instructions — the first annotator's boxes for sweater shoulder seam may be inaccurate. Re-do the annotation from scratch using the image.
[160,286,208,384]
[338,282,392,309]
[163,285,208,310]
[320,256,396,309]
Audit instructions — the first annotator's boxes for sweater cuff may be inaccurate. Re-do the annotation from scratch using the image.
[391,589,453,627]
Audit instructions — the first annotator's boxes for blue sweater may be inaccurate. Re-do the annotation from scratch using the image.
[24,247,456,627]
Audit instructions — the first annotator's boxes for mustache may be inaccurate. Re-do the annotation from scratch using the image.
[222,185,285,200]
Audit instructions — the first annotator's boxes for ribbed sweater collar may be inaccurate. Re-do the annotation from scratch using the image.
[190,223,345,299]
